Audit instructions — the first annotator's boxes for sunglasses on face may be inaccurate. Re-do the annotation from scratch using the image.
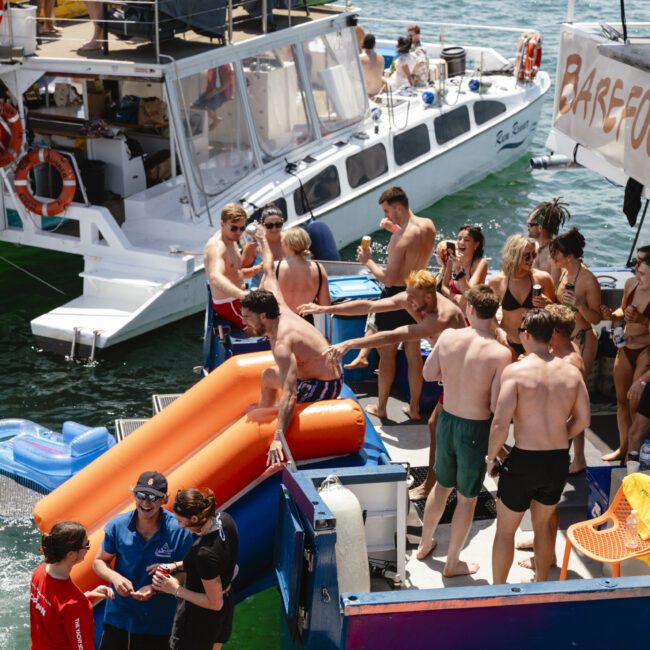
[229,224,246,233]
[78,541,91,550]
[518,327,527,334]
[134,491,162,502]
[522,252,536,262]
[635,258,647,267]
[527,221,539,227]
[264,221,283,230]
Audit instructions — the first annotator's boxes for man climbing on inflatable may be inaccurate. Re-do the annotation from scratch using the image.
[241,226,342,467]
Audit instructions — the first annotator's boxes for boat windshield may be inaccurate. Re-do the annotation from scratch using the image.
[302,29,368,134]
[176,63,256,199]
[242,46,315,162]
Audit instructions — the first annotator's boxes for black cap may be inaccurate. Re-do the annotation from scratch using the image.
[133,471,167,497]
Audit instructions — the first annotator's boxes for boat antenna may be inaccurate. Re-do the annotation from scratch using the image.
[626,199,649,267]
[0,254,65,295]
[620,0,628,43]
[284,159,316,221]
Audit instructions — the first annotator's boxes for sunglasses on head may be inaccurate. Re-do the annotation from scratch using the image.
[134,491,162,502]
[264,221,283,230]
[229,224,246,233]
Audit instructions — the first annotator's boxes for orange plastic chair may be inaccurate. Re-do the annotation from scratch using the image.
[560,485,650,580]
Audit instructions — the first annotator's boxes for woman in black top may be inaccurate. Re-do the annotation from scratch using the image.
[153,488,238,650]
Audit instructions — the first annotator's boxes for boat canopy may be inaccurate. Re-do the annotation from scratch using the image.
[164,18,368,216]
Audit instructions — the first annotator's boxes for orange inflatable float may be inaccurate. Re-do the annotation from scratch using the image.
[33,351,365,592]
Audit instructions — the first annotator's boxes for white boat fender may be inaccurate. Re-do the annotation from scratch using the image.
[318,474,370,594]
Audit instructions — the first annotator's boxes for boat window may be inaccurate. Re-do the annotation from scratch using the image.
[346,144,388,188]
[434,106,471,145]
[474,100,507,125]
[302,28,368,135]
[242,47,315,161]
[393,124,430,166]
[176,63,256,198]
[294,165,340,216]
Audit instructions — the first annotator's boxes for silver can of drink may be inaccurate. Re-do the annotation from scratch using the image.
[532,284,542,297]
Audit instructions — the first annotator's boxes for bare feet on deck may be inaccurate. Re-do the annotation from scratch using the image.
[344,357,369,370]
[401,405,421,421]
[601,448,626,462]
[515,537,534,551]
[443,561,480,578]
[409,483,431,502]
[416,538,437,561]
[569,457,587,474]
[78,40,102,52]
[366,403,387,419]
[517,556,557,571]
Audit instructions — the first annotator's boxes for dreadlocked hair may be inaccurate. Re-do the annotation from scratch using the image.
[528,197,571,237]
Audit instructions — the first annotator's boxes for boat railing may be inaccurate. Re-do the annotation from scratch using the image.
[9,0,291,64]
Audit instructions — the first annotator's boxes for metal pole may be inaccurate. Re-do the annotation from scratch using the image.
[262,0,267,34]
[566,0,575,23]
[154,0,161,63]
[228,0,233,44]
[275,428,296,472]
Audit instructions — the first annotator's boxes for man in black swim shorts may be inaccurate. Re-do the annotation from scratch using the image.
[487,309,590,583]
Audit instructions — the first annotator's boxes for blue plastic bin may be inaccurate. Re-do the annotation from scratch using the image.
[586,465,624,524]
[328,275,381,381]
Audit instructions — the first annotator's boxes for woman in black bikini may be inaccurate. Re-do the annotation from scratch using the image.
[273,226,330,324]
[488,234,554,360]
[549,227,602,473]
[440,224,488,312]
[601,246,650,462]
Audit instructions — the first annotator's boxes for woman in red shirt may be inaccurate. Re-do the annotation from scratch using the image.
[30,521,113,649]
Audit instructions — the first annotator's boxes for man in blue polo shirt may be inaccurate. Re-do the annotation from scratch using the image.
[93,471,193,649]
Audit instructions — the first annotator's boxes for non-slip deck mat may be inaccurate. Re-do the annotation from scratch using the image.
[409,466,497,526]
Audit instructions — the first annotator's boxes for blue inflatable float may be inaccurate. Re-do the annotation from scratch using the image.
[0,419,115,492]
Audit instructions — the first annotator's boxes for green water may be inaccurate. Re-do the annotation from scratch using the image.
[1,0,648,647]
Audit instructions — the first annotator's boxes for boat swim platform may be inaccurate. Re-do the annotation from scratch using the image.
[33,5,346,64]
[348,379,650,590]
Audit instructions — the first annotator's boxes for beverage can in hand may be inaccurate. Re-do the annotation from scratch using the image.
[361,235,372,250]
[532,284,542,297]
[613,326,626,348]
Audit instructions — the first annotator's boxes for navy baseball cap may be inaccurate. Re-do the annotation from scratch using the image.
[133,471,168,497]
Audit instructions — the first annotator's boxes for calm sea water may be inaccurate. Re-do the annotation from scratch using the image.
[1,1,647,647]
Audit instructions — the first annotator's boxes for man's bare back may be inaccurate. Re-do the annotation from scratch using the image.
[505,353,587,449]
[361,49,386,95]
[427,327,512,420]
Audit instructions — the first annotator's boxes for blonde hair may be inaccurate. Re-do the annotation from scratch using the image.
[220,203,247,224]
[282,227,311,257]
[546,304,576,338]
[406,269,437,293]
[500,234,538,277]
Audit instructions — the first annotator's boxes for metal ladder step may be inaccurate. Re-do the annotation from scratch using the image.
[152,394,182,415]
[114,418,149,441]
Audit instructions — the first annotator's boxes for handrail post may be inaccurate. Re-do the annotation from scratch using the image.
[228,0,233,44]
[154,0,160,63]
[262,0,267,34]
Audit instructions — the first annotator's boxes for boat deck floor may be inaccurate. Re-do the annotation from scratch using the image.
[349,378,650,590]
[33,5,344,64]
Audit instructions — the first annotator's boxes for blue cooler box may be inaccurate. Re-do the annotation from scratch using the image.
[328,275,382,381]
[395,340,442,414]
[586,465,624,524]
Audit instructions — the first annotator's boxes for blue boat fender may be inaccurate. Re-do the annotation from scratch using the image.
[306,220,340,262]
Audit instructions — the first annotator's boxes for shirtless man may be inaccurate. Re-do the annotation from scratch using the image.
[527,198,571,284]
[360,33,386,96]
[300,270,464,420]
[242,227,341,466]
[204,203,262,330]
[414,286,512,577]
[488,309,590,583]
[355,186,436,420]
[516,303,586,571]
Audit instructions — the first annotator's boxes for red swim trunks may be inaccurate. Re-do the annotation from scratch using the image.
[212,296,246,330]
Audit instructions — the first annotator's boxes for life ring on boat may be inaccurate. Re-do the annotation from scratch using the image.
[0,102,23,167]
[514,32,542,82]
[14,148,77,216]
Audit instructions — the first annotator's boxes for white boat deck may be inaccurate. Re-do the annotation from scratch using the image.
[351,381,650,590]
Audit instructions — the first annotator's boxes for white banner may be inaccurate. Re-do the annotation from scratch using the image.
[553,26,650,188]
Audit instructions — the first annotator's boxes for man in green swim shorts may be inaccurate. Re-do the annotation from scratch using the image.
[416,285,512,577]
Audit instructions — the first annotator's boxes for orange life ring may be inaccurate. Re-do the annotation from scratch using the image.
[0,102,23,167]
[14,148,76,216]
[515,32,542,82]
